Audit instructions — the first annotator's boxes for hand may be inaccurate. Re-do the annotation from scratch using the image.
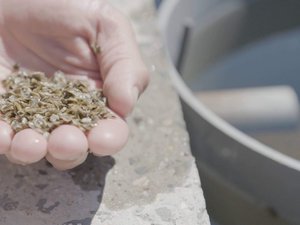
[0,0,149,170]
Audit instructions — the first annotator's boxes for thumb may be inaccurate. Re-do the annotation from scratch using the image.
[96,4,149,117]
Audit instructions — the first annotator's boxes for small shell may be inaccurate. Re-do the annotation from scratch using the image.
[50,114,60,122]
[81,117,92,124]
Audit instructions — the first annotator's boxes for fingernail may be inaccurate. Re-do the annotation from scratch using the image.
[132,87,139,104]
[125,87,139,118]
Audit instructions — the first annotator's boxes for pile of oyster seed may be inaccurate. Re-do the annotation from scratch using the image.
[0,70,112,136]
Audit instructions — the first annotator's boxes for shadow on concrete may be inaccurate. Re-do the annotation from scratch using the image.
[0,155,115,225]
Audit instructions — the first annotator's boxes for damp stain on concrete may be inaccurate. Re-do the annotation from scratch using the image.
[68,155,115,191]
[62,218,92,225]
[0,194,19,211]
[37,170,48,175]
[35,184,48,190]
[36,199,60,214]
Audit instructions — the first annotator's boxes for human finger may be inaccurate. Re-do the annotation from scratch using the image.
[87,115,129,156]
[96,4,149,117]
[9,129,47,164]
[47,125,88,161]
[46,151,88,171]
[0,121,14,154]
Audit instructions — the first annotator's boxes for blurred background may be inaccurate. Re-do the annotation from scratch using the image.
[158,0,300,224]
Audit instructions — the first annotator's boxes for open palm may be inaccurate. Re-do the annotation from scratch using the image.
[0,0,149,170]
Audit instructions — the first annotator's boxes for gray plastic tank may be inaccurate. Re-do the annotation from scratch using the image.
[159,0,300,224]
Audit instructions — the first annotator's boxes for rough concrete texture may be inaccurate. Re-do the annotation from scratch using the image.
[0,1,210,224]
